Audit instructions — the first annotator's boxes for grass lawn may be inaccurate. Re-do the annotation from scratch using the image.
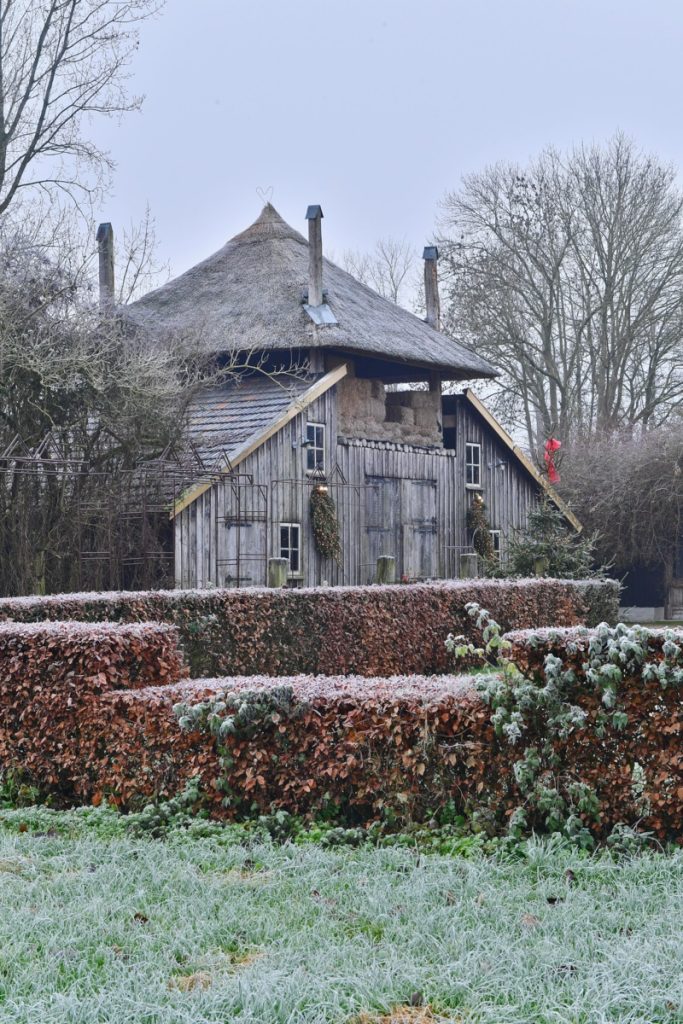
[0,808,681,1024]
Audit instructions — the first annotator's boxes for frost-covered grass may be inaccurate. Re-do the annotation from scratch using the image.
[0,809,681,1023]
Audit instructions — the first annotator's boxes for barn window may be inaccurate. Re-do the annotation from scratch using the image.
[489,529,501,558]
[305,422,325,473]
[280,523,301,574]
[465,442,481,487]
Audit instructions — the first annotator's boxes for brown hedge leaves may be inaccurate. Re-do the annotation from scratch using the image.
[0,579,617,678]
[4,582,667,839]
[0,621,186,795]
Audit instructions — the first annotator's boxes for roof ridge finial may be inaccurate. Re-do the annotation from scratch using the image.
[256,185,274,207]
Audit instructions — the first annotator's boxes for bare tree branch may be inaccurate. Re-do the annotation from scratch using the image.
[342,237,418,307]
[0,0,163,218]
[560,426,683,571]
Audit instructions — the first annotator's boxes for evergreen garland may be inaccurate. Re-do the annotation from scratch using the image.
[310,487,342,561]
[466,493,495,560]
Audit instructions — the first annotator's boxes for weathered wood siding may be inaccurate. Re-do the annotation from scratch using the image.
[335,439,457,584]
[176,390,337,588]
[453,397,540,558]
[175,385,545,588]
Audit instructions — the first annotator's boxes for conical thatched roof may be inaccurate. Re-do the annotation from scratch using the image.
[124,204,496,378]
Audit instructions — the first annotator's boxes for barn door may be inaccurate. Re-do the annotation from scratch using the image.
[402,479,437,579]
[365,476,401,582]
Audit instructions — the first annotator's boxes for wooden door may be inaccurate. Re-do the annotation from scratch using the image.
[365,476,401,582]
[402,479,437,579]
[364,476,437,582]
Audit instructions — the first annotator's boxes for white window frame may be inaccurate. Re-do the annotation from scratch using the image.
[465,442,481,488]
[279,522,302,575]
[305,421,325,474]
[489,529,502,559]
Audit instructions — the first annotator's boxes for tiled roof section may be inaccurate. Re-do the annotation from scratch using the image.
[187,373,320,472]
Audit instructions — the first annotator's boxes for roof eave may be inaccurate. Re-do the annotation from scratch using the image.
[328,347,499,380]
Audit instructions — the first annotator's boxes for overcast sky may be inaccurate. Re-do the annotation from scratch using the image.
[90,0,683,281]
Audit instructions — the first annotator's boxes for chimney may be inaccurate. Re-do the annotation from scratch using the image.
[96,222,115,310]
[423,245,440,331]
[305,205,324,307]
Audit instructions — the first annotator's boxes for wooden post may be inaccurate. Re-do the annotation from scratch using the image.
[460,553,479,578]
[376,555,396,584]
[267,558,289,588]
[423,246,440,330]
[306,205,324,307]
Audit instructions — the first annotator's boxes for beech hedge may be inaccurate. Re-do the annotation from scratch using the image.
[0,619,680,838]
[0,578,618,678]
[0,621,186,792]
[2,673,501,819]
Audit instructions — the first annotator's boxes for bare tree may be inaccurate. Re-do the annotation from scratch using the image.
[439,135,683,449]
[0,0,163,218]
[342,237,417,307]
[0,196,170,311]
[0,218,304,594]
[0,227,194,468]
[114,205,170,304]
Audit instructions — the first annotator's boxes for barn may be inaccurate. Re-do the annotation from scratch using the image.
[119,204,580,588]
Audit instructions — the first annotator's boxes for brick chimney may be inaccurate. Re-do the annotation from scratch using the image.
[96,222,115,310]
[423,245,440,331]
[305,205,324,307]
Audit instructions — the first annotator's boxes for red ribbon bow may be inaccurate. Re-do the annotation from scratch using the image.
[544,438,561,484]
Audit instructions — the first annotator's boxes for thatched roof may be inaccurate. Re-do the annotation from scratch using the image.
[124,204,496,379]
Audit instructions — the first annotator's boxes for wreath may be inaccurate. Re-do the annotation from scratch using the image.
[466,493,495,560]
[310,486,342,561]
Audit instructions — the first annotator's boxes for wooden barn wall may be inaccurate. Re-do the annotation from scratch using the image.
[334,440,457,585]
[174,387,545,589]
[453,399,540,558]
[176,390,337,588]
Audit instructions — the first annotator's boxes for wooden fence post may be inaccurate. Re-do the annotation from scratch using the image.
[459,553,479,578]
[376,555,396,584]
[268,558,289,588]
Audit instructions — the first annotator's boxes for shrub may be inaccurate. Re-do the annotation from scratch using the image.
[0,578,619,677]
[0,620,186,793]
[0,671,500,818]
[489,499,605,580]
[457,613,683,843]
[0,616,680,840]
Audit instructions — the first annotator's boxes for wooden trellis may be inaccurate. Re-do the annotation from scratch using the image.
[0,434,207,596]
